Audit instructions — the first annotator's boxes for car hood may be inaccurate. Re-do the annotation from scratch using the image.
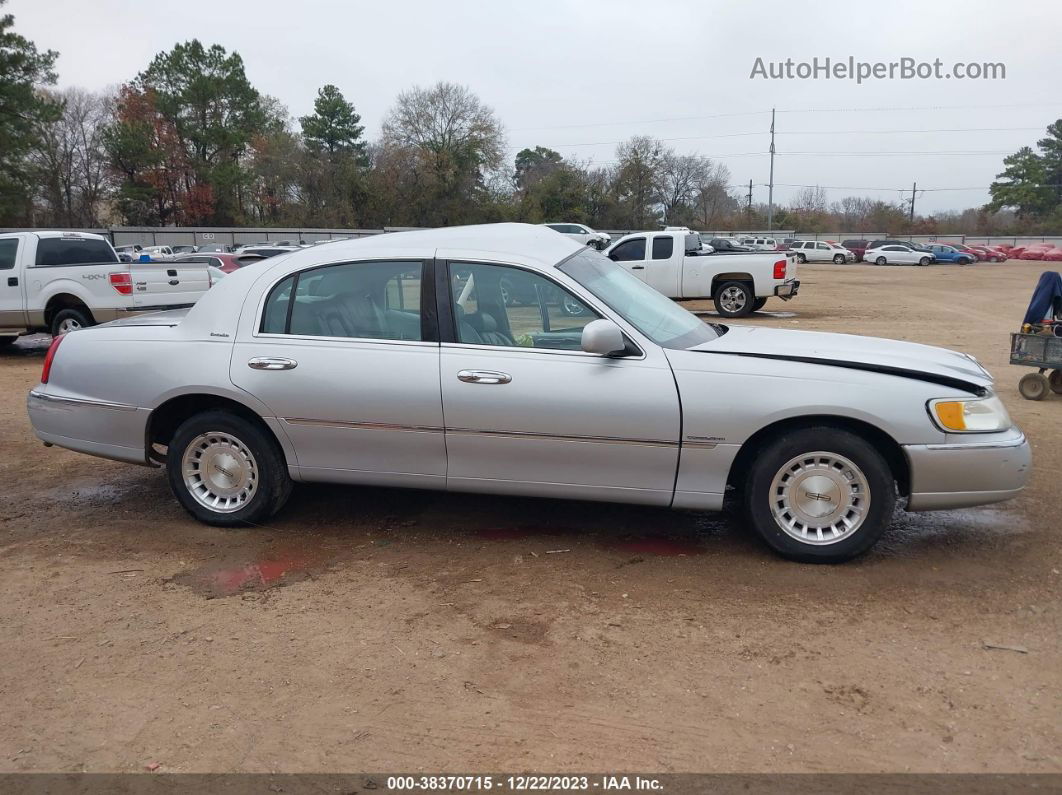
[687,326,992,393]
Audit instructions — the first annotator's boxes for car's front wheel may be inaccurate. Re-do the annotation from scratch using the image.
[833,254,845,264]
[796,253,807,264]
[742,427,895,563]
[167,410,292,526]
[919,257,930,266]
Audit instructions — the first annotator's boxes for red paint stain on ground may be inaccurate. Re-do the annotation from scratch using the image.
[605,537,705,557]
[174,549,317,597]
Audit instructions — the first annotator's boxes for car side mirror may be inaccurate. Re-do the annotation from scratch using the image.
[581,319,627,356]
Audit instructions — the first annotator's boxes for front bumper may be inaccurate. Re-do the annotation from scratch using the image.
[774,280,800,299]
[903,428,1031,511]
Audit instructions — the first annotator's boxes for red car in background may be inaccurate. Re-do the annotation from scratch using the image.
[969,245,1005,262]
[1020,245,1054,260]
[174,252,266,273]
[946,243,984,261]
[1043,248,1062,261]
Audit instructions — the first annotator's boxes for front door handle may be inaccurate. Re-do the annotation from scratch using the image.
[457,369,511,385]
[7,277,17,286]
[248,356,298,371]
[631,265,645,270]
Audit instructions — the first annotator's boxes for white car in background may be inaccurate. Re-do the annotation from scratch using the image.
[542,223,611,250]
[788,240,855,264]
[141,245,176,260]
[865,244,933,267]
[738,237,780,251]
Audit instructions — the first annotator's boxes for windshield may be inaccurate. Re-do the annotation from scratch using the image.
[559,248,722,349]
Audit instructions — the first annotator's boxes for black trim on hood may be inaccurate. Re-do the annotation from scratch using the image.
[694,350,988,396]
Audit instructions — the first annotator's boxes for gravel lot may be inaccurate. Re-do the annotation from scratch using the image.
[0,259,1059,774]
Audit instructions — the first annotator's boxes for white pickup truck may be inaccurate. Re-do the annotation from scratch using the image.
[0,231,213,343]
[604,230,799,317]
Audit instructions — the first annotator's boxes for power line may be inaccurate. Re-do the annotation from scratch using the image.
[775,101,1046,113]
[509,110,769,133]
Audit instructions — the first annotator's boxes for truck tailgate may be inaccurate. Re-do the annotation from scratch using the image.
[130,263,210,308]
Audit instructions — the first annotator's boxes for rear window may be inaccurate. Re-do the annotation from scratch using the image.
[0,239,17,270]
[34,237,118,267]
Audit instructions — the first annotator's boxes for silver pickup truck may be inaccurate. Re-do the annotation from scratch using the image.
[0,231,213,342]
[604,230,799,317]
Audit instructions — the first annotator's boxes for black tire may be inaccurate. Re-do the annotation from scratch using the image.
[833,254,845,264]
[796,253,807,264]
[958,256,972,265]
[752,297,768,312]
[1050,369,1062,395]
[51,307,92,337]
[1019,372,1049,401]
[713,281,754,318]
[742,427,896,563]
[0,336,16,348]
[919,257,930,266]
[875,256,887,266]
[166,410,292,527]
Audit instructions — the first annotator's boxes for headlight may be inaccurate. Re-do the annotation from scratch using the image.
[928,395,1011,433]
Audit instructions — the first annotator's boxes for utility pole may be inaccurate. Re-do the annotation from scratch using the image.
[767,108,776,231]
[909,181,917,228]
[746,179,753,222]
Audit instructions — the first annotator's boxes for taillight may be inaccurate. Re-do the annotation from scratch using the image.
[109,271,132,295]
[773,260,787,279]
[41,334,65,384]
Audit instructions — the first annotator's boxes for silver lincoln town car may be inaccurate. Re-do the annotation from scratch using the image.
[27,224,1031,562]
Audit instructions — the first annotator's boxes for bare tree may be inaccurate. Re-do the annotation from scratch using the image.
[658,151,711,224]
[31,87,113,226]
[693,161,735,229]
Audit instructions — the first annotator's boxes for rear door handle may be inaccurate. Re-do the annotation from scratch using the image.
[457,369,511,385]
[631,265,645,270]
[248,357,298,370]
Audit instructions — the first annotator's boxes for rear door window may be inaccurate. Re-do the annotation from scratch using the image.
[651,236,674,260]
[0,239,18,270]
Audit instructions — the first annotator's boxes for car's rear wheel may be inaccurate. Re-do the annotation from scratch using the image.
[714,281,754,318]
[875,257,887,266]
[167,410,292,526]
[51,307,92,337]
[752,297,768,312]
[742,427,895,563]
[833,254,845,264]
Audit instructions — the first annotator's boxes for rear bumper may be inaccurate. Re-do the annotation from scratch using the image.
[774,280,800,299]
[27,389,151,466]
[903,429,1031,511]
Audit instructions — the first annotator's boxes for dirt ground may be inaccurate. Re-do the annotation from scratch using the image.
[0,259,1059,774]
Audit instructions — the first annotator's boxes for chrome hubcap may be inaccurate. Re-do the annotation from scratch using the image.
[720,286,747,313]
[770,451,870,545]
[182,432,258,513]
[57,318,82,334]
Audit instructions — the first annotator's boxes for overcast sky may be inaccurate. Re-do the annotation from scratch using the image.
[10,0,1060,214]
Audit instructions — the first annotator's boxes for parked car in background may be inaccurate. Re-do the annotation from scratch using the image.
[866,244,933,266]
[868,239,934,254]
[198,243,233,253]
[542,223,611,250]
[0,231,214,341]
[113,244,143,259]
[173,252,267,274]
[141,245,176,260]
[926,244,975,265]
[788,240,855,264]
[605,230,798,317]
[1042,248,1062,262]
[171,245,198,255]
[704,237,751,252]
[26,223,1029,563]
[1020,245,1054,260]
[737,236,780,251]
[841,240,869,261]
